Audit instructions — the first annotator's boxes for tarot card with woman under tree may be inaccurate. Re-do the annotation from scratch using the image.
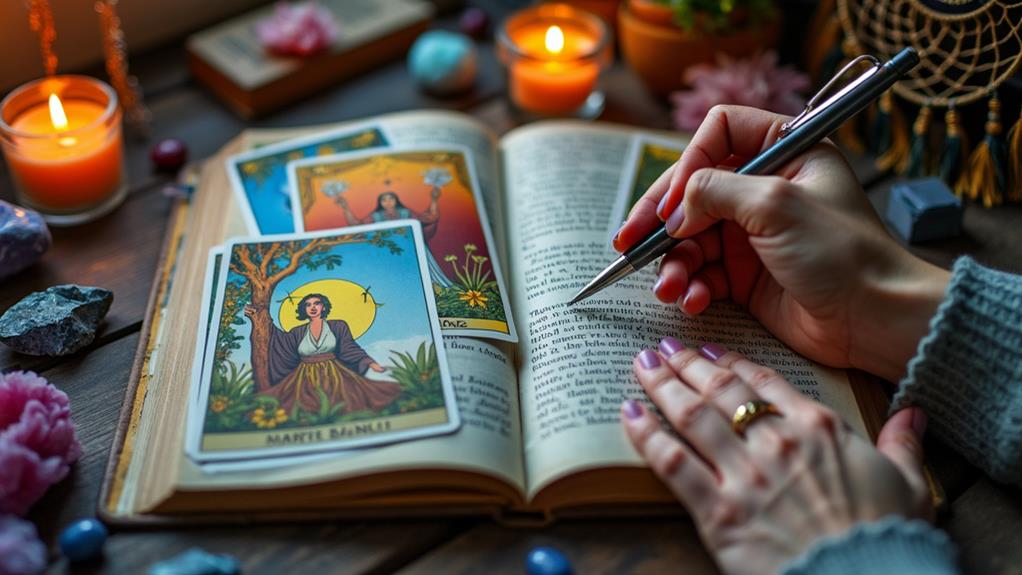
[187,221,459,462]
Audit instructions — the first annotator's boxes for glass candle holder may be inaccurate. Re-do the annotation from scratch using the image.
[498,3,612,119]
[0,75,127,226]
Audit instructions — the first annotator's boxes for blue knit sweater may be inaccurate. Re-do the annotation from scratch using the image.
[782,257,1022,574]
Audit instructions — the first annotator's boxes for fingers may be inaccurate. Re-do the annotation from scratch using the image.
[666,168,801,240]
[614,163,676,252]
[711,349,808,411]
[877,407,929,501]
[621,399,718,519]
[658,106,790,220]
[632,350,750,476]
[658,343,759,419]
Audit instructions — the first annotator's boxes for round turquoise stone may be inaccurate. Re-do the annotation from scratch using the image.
[59,518,108,562]
[526,546,573,575]
[407,30,477,96]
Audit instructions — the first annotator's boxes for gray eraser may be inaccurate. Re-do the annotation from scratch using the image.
[885,178,963,243]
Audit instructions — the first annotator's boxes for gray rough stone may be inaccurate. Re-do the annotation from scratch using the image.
[0,199,51,281]
[0,285,113,356]
[148,548,241,575]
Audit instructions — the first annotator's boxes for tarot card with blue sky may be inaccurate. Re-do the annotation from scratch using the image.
[226,123,390,235]
[188,220,458,462]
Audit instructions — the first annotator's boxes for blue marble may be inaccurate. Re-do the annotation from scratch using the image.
[58,518,108,563]
[408,30,478,96]
[148,548,240,575]
[0,199,50,281]
[526,546,574,575]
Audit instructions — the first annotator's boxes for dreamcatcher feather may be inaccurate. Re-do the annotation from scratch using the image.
[820,0,1022,206]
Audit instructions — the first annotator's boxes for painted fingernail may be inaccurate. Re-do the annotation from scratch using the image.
[911,408,928,437]
[659,336,685,357]
[638,349,661,369]
[612,224,623,245]
[699,343,727,361]
[652,276,664,296]
[666,205,685,235]
[623,399,644,420]
[656,193,671,218]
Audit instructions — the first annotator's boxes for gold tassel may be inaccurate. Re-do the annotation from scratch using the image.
[1008,110,1022,203]
[875,91,910,173]
[956,96,1007,208]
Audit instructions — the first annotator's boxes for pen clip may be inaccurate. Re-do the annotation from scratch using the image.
[779,55,883,138]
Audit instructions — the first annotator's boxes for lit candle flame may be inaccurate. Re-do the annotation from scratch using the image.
[545,25,564,55]
[49,94,68,131]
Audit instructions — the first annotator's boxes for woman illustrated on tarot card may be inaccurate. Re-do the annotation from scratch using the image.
[244,293,400,414]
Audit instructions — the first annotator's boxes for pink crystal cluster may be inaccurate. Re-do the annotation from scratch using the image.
[671,51,810,131]
[0,371,81,516]
[256,2,339,58]
[0,516,46,575]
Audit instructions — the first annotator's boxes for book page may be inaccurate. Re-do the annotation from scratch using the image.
[500,123,866,499]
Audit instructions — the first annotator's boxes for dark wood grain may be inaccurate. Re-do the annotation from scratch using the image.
[944,479,1022,575]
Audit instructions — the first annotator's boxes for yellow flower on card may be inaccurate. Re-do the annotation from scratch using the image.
[459,290,488,308]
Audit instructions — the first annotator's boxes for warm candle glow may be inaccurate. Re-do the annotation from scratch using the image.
[545,25,564,55]
[48,94,68,131]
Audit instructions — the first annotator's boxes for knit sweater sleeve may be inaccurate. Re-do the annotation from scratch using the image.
[780,517,958,575]
[890,257,1022,486]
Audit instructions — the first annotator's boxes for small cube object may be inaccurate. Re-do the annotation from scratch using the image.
[885,178,963,243]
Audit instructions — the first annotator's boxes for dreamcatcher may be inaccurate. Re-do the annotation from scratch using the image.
[808,0,1022,207]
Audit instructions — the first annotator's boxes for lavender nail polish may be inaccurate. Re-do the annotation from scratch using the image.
[659,337,685,357]
[666,205,685,234]
[656,193,671,218]
[623,399,644,420]
[699,343,727,361]
[638,349,661,369]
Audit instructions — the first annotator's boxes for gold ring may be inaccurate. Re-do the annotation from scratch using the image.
[731,400,781,435]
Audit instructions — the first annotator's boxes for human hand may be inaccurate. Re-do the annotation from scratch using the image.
[621,340,932,575]
[369,362,386,373]
[614,105,950,381]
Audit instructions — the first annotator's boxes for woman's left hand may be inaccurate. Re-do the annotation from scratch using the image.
[369,362,386,373]
[621,340,932,575]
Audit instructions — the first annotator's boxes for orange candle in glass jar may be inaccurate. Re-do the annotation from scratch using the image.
[500,4,610,116]
[1,76,126,224]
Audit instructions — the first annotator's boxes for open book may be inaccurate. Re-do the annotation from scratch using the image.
[101,110,883,525]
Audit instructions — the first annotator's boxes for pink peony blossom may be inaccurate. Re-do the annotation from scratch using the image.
[256,2,339,58]
[0,515,46,575]
[671,51,810,132]
[0,371,81,516]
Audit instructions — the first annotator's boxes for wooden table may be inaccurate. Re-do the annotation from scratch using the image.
[3,4,1021,573]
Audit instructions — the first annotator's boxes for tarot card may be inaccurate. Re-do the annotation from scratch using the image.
[188,220,459,462]
[607,135,686,243]
[286,146,518,342]
[226,123,390,235]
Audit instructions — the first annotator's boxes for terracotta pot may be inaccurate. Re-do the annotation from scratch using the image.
[619,1,780,97]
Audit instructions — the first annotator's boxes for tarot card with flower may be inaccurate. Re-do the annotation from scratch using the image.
[187,220,459,462]
[286,146,518,343]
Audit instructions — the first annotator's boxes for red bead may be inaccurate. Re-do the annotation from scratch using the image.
[459,7,489,39]
[150,138,188,171]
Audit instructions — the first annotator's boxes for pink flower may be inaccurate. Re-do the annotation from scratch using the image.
[256,2,339,58]
[0,371,81,516]
[0,515,46,575]
[671,51,810,131]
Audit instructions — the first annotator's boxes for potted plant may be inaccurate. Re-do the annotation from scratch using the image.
[620,0,780,96]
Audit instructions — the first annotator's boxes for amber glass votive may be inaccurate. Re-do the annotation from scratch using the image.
[0,75,127,225]
[498,3,612,119]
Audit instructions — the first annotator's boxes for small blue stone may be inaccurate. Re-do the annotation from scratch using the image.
[526,546,573,575]
[148,548,241,575]
[408,30,478,96]
[58,518,108,563]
